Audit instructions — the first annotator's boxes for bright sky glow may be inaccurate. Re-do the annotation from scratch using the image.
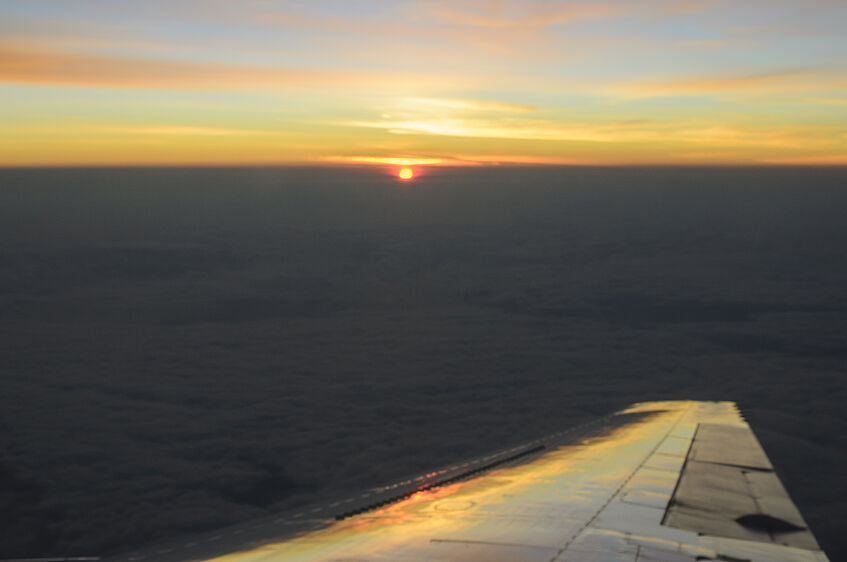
[1,0,846,166]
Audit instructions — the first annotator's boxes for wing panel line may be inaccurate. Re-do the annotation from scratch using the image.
[552,403,693,561]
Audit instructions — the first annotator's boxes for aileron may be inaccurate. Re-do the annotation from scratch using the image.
[664,421,820,552]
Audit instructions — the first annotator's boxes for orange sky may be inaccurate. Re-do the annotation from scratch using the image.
[1,1,846,166]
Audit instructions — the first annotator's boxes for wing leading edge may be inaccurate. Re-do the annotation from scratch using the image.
[112,401,829,562]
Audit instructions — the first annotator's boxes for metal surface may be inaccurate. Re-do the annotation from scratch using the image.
[688,423,773,470]
[110,401,830,562]
[664,422,819,551]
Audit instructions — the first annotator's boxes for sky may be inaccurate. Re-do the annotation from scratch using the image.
[1,0,847,167]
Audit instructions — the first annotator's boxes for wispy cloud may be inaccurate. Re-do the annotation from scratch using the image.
[351,117,630,142]
[349,115,841,150]
[660,0,714,16]
[450,153,601,165]
[322,153,600,166]
[759,154,847,165]
[612,69,820,97]
[350,116,599,142]
[108,126,273,136]
[5,124,276,138]
[400,97,535,112]
[809,97,847,106]
[422,1,624,29]
[0,44,324,88]
[0,44,459,90]
[261,6,588,58]
[322,156,458,166]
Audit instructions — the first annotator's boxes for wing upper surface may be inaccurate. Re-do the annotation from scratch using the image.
[110,401,829,562]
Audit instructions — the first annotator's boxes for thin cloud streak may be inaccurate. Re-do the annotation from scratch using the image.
[421,1,624,29]
[350,117,840,149]
[322,156,460,166]
[351,118,615,141]
[400,97,535,112]
[809,97,847,106]
[759,154,847,165]
[115,126,274,136]
[323,154,601,166]
[660,0,714,15]
[339,114,847,168]
[0,44,464,90]
[611,69,826,97]
[259,4,610,59]
[450,153,601,165]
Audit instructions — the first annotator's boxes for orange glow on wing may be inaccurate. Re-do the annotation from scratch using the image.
[207,402,706,562]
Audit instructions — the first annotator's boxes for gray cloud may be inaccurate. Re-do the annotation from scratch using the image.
[1,166,845,559]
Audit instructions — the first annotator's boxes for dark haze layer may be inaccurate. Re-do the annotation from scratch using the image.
[1,166,845,558]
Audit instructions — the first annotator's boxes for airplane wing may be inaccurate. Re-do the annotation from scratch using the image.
[109,401,830,562]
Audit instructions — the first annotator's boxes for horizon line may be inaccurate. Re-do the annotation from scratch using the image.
[2,162,847,171]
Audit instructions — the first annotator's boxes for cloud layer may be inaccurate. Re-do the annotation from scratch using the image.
[1,166,846,559]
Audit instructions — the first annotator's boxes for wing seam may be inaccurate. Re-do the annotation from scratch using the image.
[552,404,693,561]
[661,422,699,525]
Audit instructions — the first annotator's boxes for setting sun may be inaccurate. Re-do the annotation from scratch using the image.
[398,168,414,181]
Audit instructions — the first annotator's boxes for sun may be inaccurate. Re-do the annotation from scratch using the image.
[398,167,414,180]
